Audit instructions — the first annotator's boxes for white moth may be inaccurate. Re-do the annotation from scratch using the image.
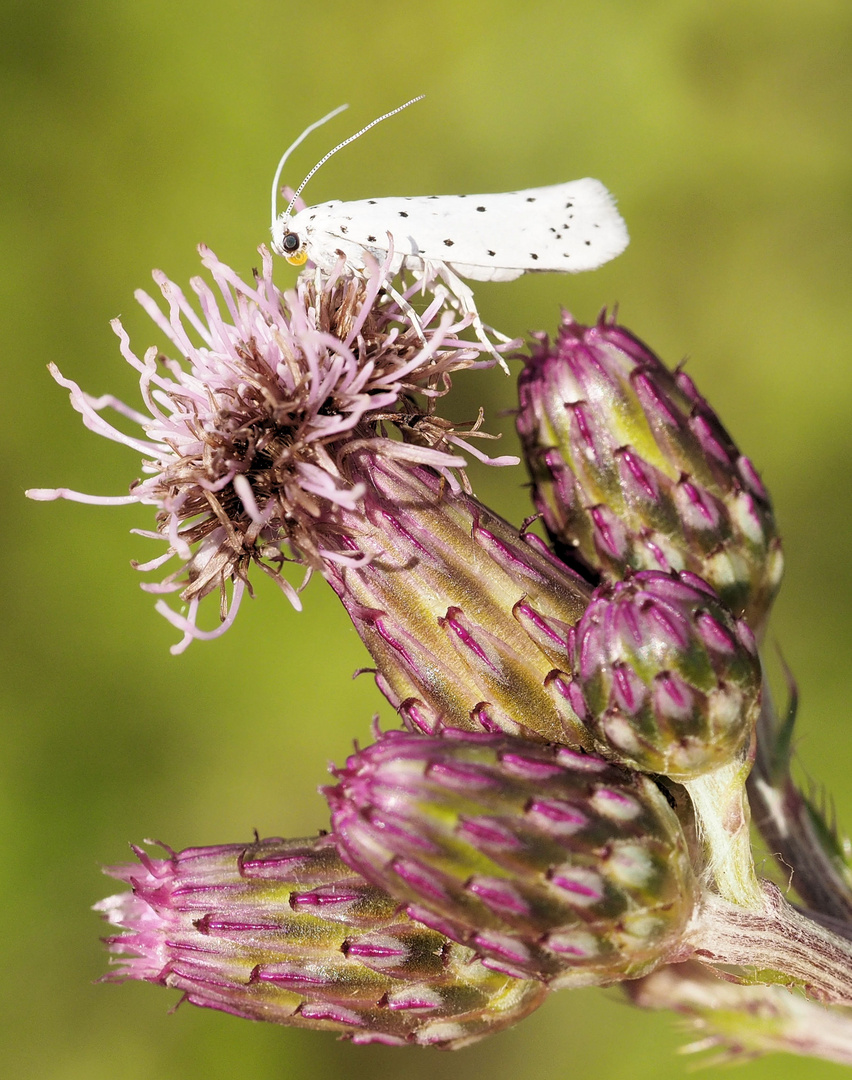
[269,98,628,366]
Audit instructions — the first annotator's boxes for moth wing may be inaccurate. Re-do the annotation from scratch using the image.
[434,181,629,279]
[316,195,531,279]
[292,182,627,279]
[314,184,627,280]
[440,260,525,283]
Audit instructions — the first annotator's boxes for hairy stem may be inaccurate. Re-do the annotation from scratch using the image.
[627,959,852,1066]
[685,756,763,909]
[687,882,852,1006]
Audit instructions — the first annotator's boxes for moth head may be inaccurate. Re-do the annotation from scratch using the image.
[270,215,308,265]
[269,97,424,268]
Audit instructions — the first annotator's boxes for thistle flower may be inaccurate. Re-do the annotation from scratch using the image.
[26,243,598,742]
[28,246,505,653]
[95,833,546,1048]
[516,314,783,635]
[567,569,763,907]
[327,729,695,987]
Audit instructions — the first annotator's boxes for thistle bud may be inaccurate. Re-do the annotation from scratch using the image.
[327,730,695,987]
[516,314,783,634]
[567,570,761,781]
[95,834,546,1048]
[325,452,592,745]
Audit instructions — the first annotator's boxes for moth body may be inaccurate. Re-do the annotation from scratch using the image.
[270,180,628,280]
[268,99,629,368]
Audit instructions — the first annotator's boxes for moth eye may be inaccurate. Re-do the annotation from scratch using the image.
[282,233,300,253]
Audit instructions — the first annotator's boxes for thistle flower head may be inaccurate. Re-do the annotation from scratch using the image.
[29,246,507,652]
[567,570,761,781]
[95,834,546,1048]
[327,729,695,987]
[516,313,783,634]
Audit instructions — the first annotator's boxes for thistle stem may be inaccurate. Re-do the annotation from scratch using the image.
[685,756,763,910]
[687,883,852,1006]
[628,960,852,1066]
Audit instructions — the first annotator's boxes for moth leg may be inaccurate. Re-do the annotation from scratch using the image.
[433,264,511,373]
[329,257,429,345]
[382,281,429,344]
[390,273,509,372]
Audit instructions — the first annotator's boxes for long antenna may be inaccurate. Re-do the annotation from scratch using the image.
[270,103,350,228]
[281,95,425,221]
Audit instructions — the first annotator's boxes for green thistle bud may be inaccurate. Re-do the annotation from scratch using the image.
[567,569,764,907]
[327,730,695,987]
[325,453,593,745]
[567,570,761,781]
[516,314,783,635]
[95,834,546,1048]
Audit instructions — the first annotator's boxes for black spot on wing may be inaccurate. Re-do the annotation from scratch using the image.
[443,239,454,247]
[530,253,539,260]
[487,250,496,256]
[340,225,348,234]
[399,211,409,217]
[368,200,377,205]
[526,196,536,202]
[367,235,377,242]
[476,206,486,212]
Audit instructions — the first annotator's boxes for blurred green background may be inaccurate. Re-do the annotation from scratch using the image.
[3,1,851,1077]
